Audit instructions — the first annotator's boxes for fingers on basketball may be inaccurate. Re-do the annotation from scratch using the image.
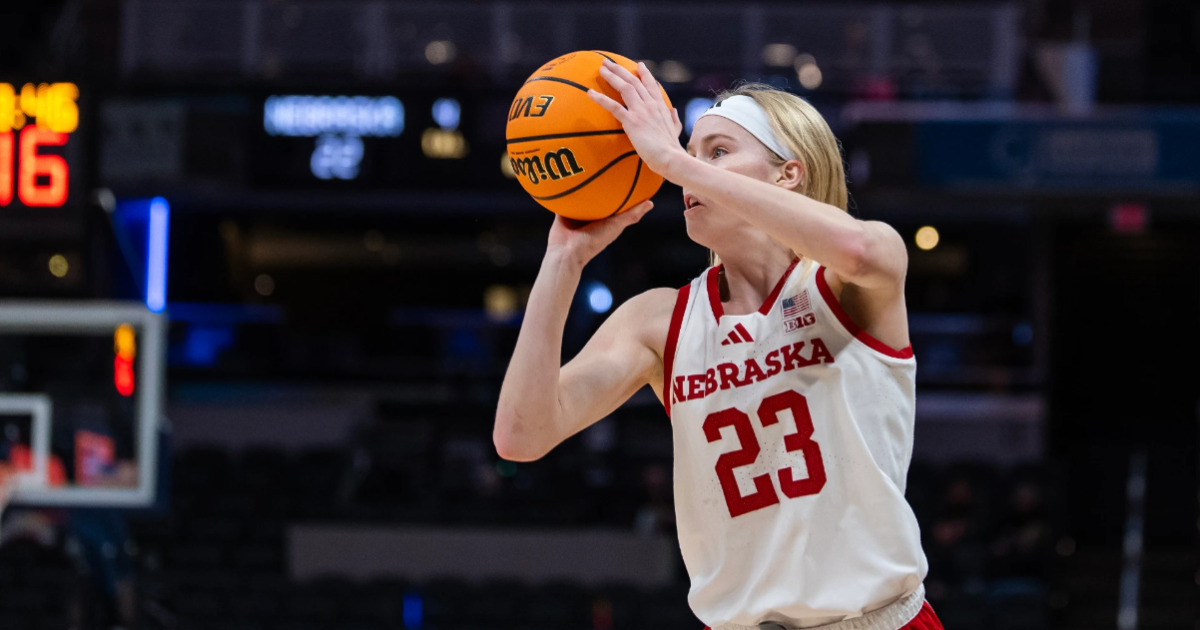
[506,51,671,221]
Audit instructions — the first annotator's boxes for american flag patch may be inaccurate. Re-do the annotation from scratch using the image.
[781,290,811,318]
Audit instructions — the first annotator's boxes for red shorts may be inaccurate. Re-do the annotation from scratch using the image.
[702,601,943,630]
[900,602,944,630]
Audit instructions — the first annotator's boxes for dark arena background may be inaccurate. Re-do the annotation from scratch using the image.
[0,1,1198,630]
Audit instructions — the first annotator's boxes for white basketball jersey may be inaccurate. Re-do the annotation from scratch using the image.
[662,259,927,630]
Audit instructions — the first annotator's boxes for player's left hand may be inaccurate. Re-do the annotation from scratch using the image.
[588,59,687,178]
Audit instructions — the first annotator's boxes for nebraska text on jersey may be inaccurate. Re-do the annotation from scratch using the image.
[671,337,834,405]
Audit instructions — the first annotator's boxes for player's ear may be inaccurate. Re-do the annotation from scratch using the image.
[776,159,804,191]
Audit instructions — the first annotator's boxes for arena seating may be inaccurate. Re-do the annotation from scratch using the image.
[0,406,1062,630]
[0,540,72,630]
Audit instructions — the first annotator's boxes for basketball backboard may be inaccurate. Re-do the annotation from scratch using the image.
[0,393,51,493]
[0,301,164,507]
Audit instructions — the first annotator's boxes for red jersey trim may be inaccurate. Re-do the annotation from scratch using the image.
[662,283,692,418]
[705,257,801,323]
[759,257,800,315]
[815,265,915,360]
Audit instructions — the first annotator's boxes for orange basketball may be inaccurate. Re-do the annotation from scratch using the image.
[506,51,671,221]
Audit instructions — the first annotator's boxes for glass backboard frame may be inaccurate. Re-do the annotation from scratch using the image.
[0,393,51,493]
[0,301,164,507]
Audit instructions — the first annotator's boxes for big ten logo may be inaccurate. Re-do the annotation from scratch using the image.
[509,95,554,120]
[509,147,584,185]
[0,83,79,207]
[784,313,816,333]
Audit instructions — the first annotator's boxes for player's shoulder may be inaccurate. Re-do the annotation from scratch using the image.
[611,287,677,325]
[623,287,679,310]
[608,287,680,354]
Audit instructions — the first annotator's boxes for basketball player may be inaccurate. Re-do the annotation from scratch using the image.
[495,59,940,630]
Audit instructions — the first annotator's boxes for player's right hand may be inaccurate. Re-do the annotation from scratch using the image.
[546,200,652,268]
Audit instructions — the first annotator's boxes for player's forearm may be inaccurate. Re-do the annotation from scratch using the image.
[494,250,581,461]
[664,154,881,279]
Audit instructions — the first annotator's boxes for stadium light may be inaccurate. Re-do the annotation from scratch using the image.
[432,98,461,131]
[586,282,613,313]
[914,226,939,251]
[145,197,169,313]
[402,592,423,628]
[425,41,456,65]
[48,254,68,278]
[685,98,714,135]
[795,54,823,90]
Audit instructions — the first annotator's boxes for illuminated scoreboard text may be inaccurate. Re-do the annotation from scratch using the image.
[264,95,403,180]
[0,82,79,207]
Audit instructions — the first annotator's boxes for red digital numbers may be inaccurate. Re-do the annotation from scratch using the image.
[0,132,10,206]
[0,126,69,208]
[19,126,68,206]
[704,389,827,518]
[113,355,135,397]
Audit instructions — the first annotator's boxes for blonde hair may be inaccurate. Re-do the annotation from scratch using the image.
[707,83,848,268]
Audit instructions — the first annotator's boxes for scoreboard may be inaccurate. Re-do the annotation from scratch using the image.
[0,82,79,208]
[251,92,514,192]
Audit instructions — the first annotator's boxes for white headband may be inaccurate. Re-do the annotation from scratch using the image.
[697,95,797,162]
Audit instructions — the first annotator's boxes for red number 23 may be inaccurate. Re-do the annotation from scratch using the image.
[702,389,827,518]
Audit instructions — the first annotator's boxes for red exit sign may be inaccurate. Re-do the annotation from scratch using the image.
[0,82,78,208]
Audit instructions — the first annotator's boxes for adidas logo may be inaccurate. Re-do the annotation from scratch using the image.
[720,323,755,346]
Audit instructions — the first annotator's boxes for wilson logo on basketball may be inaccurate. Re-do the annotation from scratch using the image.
[510,148,585,185]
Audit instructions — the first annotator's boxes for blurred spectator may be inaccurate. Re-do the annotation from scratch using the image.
[0,418,65,549]
[66,510,136,630]
[634,463,675,536]
[990,478,1053,580]
[925,473,990,595]
[0,460,14,526]
[54,403,140,630]
[1,420,22,523]
[932,476,980,548]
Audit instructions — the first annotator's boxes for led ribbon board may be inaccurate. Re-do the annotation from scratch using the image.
[0,83,79,207]
[263,95,404,181]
